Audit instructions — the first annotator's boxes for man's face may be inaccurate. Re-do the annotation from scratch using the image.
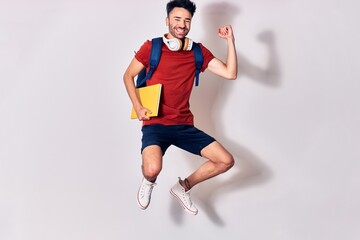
[166,7,192,39]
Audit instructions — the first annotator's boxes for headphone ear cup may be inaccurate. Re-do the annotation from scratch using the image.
[162,35,193,51]
[163,37,182,51]
[182,38,193,51]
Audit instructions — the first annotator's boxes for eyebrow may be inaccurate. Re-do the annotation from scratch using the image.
[174,16,192,21]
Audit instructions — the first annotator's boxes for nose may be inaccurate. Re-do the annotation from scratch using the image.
[179,20,186,28]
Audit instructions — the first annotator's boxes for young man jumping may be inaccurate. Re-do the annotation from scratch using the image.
[123,0,237,215]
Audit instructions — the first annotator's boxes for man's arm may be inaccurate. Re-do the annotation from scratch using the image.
[123,57,151,121]
[207,25,238,80]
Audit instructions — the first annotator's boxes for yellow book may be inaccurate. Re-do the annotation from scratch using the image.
[130,84,162,119]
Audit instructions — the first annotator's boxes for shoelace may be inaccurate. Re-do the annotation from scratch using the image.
[180,188,192,206]
[177,177,192,206]
[139,182,156,198]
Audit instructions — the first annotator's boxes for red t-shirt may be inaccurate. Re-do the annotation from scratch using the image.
[135,39,215,126]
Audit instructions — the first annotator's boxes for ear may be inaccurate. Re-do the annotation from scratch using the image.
[165,17,169,26]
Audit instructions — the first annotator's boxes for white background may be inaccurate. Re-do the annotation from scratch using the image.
[1,0,360,239]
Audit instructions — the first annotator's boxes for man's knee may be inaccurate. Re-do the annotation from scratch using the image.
[219,154,235,173]
[142,163,162,180]
[142,145,163,181]
[201,141,235,172]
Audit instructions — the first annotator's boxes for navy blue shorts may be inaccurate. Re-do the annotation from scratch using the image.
[141,124,216,156]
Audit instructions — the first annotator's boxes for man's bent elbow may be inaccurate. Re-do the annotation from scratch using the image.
[226,72,237,80]
[229,75,237,80]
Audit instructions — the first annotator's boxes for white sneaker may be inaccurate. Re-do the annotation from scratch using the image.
[170,178,198,215]
[137,178,156,210]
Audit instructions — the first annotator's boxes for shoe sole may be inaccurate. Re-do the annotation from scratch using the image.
[170,189,198,215]
[137,189,149,210]
[137,197,148,210]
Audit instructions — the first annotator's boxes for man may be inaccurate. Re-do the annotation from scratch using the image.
[123,0,237,215]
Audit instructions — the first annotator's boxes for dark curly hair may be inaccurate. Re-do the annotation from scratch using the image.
[166,0,197,17]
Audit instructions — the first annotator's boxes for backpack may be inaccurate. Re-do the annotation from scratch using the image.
[135,37,204,88]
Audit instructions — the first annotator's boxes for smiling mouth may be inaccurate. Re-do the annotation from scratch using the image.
[175,28,187,36]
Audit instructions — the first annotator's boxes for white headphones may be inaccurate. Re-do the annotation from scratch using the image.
[162,34,193,51]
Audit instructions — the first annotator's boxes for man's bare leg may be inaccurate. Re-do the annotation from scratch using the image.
[137,145,163,209]
[141,145,163,182]
[170,141,234,215]
[181,141,234,190]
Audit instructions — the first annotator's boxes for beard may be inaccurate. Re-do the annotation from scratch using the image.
[168,24,189,40]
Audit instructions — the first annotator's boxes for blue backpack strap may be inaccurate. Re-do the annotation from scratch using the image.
[136,69,146,88]
[136,37,163,88]
[192,42,203,87]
